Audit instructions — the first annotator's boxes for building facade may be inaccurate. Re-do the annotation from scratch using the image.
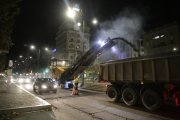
[55,21,90,66]
[142,22,180,55]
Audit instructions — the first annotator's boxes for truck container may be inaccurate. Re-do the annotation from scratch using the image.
[101,53,180,110]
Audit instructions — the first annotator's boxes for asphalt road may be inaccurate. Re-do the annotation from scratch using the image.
[16,83,179,120]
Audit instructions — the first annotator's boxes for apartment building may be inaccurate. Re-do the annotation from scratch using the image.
[55,20,90,66]
[142,22,180,55]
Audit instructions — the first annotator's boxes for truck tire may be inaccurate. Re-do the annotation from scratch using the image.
[141,89,162,111]
[107,85,120,102]
[33,88,36,92]
[122,87,138,106]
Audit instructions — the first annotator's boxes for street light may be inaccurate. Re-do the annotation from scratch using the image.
[67,7,76,18]
[30,45,52,74]
[45,47,49,51]
[30,45,35,50]
[77,22,81,27]
[66,6,99,56]
[92,18,98,25]
[30,45,40,73]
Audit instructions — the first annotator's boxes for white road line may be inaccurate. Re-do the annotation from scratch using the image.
[14,83,50,105]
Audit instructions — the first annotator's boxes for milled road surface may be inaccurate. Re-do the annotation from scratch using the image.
[18,83,178,120]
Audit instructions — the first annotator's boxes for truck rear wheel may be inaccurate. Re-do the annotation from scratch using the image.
[122,87,138,106]
[141,89,162,111]
[107,85,120,102]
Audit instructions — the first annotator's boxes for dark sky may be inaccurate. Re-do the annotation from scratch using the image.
[10,0,179,59]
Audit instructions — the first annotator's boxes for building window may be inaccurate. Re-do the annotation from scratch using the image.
[69,38,74,42]
[70,56,73,59]
[152,34,165,40]
[84,45,86,49]
[77,39,80,43]
[69,44,74,48]
[76,45,80,49]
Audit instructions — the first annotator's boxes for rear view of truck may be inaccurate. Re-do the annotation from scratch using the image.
[101,53,180,110]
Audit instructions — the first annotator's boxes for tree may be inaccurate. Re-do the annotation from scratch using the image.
[0,0,21,54]
[0,0,21,71]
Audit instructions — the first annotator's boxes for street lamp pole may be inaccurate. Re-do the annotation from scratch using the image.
[30,45,51,75]
[38,48,41,74]
[82,19,85,54]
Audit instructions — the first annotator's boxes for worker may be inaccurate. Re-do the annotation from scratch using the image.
[71,76,79,95]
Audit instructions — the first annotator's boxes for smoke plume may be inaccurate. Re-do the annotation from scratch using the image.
[97,8,143,46]
[96,8,144,61]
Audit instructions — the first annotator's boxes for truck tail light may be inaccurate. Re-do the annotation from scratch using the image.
[163,92,168,104]
[173,92,180,107]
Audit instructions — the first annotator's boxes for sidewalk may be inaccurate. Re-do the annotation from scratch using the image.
[0,83,51,114]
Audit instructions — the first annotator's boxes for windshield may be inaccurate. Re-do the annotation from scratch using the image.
[36,78,52,82]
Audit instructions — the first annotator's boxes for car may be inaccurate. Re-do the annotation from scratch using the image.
[16,76,32,84]
[33,78,58,94]
[0,74,9,92]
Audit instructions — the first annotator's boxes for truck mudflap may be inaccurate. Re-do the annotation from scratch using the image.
[174,92,180,107]
[163,91,180,107]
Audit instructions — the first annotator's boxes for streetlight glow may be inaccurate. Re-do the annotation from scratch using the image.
[45,47,49,51]
[173,47,177,51]
[62,61,66,66]
[30,45,35,50]
[97,40,105,47]
[67,7,76,18]
[19,55,23,58]
[77,22,81,26]
[92,18,98,25]
[73,7,80,12]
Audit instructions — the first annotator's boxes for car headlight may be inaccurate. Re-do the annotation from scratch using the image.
[19,79,23,83]
[42,85,47,89]
[26,78,30,83]
[54,85,58,88]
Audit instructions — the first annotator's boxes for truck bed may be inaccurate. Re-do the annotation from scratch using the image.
[100,53,180,84]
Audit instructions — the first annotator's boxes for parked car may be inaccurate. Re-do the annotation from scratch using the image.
[0,74,9,92]
[33,78,58,94]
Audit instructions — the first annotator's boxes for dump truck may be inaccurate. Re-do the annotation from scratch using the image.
[100,52,180,110]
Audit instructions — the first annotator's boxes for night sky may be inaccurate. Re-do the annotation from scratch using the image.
[10,0,179,60]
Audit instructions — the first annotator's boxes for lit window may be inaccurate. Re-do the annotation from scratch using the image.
[77,45,80,49]
[153,36,160,39]
[160,35,164,38]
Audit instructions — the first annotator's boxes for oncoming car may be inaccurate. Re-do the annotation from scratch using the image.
[33,78,58,94]
[16,76,32,84]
